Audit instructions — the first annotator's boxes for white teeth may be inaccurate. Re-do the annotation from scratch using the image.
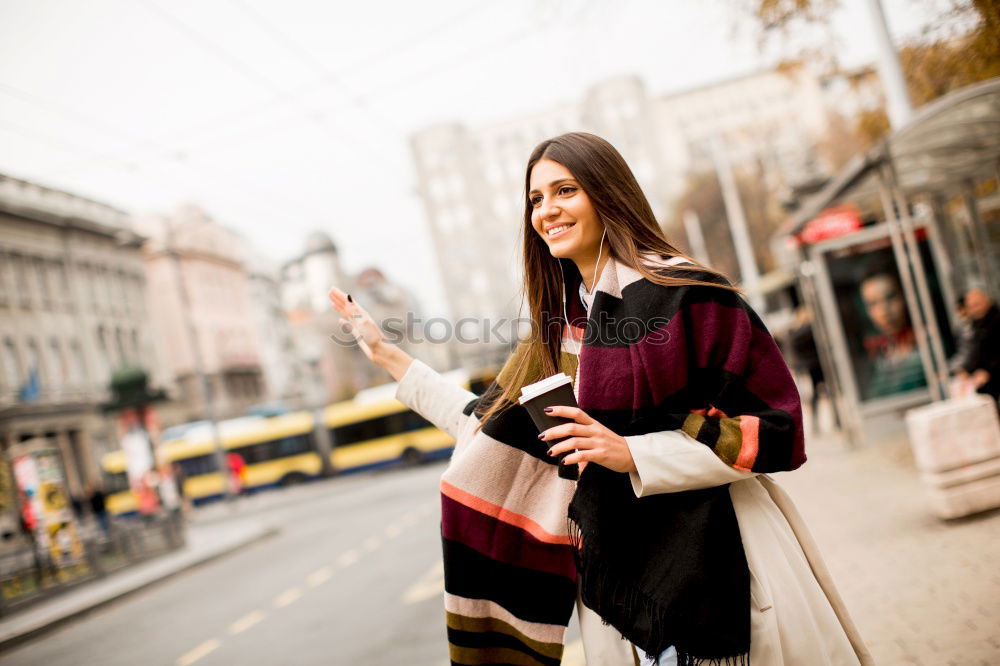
[547,224,573,237]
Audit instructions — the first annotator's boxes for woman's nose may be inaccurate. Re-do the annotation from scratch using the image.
[539,199,560,220]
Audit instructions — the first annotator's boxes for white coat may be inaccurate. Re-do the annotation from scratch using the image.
[395,357,875,666]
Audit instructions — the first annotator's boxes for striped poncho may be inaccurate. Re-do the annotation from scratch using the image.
[433,252,805,665]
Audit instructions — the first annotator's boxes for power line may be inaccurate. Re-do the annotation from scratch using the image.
[1,3,544,179]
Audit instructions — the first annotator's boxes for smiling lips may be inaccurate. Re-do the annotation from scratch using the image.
[545,223,576,240]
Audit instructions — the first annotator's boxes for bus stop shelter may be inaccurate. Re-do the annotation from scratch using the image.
[776,78,1000,445]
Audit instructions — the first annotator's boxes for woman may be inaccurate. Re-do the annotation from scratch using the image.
[329,133,871,665]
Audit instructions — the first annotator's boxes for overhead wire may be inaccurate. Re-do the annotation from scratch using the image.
[38,0,495,174]
[0,1,552,229]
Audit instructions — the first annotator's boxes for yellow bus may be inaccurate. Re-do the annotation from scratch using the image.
[102,366,498,515]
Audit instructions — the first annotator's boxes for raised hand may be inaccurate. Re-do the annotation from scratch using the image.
[328,286,413,380]
[328,286,382,361]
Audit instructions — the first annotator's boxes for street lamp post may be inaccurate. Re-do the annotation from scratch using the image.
[863,0,914,129]
[710,136,764,311]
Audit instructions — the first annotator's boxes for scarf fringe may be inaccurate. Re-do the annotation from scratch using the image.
[677,654,749,666]
[568,515,750,665]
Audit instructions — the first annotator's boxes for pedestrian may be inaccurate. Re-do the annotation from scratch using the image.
[958,286,1000,402]
[173,461,191,513]
[949,295,976,375]
[226,452,247,497]
[789,306,833,433]
[86,482,109,537]
[329,132,871,665]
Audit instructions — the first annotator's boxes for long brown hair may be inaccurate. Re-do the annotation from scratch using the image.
[473,132,736,432]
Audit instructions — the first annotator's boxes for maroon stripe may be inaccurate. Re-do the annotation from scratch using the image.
[441,494,577,581]
[685,301,753,374]
[578,313,690,410]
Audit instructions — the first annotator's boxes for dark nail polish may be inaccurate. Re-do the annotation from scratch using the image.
[543,407,553,413]
[547,449,554,456]
[347,294,353,302]
[537,433,545,440]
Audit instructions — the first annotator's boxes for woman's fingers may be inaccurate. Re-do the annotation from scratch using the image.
[330,287,380,360]
[328,286,349,314]
[540,422,591,442]
[562,448,602,466]
[546,437,593,457]
[541,405,595,424]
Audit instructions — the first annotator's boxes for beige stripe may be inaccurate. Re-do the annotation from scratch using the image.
[446,612,563,659]
[444,593,566,645]
[441,433,577,538]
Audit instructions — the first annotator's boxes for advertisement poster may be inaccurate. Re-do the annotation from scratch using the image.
[118,406,179,515]
[823,231,954,403]
[12,447,86,571]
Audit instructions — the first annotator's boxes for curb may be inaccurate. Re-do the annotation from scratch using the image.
[0,523,279,655]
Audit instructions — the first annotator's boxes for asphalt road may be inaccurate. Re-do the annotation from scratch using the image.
[1,461,584,666]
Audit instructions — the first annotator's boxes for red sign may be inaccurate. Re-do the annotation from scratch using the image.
[798,205,863,245]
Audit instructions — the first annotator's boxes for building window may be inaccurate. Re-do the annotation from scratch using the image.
[49,338,65,389]
[54,260,70,310]
[0,253,7,306]
[102,267,115,312]
[12,255,30,308]
[96,326,110,380]
[2,338,21,391]
[116,328,127,365]
[70,339,87,387]
[26,338,44,389]
[35,259,51,309]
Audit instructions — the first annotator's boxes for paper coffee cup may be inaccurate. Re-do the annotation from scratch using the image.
[519,373,579,480]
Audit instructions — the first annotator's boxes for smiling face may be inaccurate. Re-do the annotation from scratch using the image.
[528,158,604,264]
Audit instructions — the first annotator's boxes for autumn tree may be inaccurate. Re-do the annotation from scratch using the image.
[666,160,786,284]
[742,0,1000,144]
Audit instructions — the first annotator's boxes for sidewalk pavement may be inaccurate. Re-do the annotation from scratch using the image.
[779,416,999,665]
[0,515,277,654]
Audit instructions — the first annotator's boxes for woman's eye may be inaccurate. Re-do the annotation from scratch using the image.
[530,195,543,206]
[558,186,577,196]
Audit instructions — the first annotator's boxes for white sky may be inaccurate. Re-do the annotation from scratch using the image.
[0,0,952,317]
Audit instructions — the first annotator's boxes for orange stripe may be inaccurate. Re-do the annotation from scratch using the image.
[563,324,585,343]
[734,415,760,471]
[707,405,729,419]
[440,480,571,546]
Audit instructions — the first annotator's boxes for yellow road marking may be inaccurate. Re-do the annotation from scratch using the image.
[228,610,264,635]
[273,587,302,608]
[337,550,359,567]
[400,511,417,525]
[307,566,332,587]
[176,638,220,666]
[363,536,381,551]
[384,523,402,537]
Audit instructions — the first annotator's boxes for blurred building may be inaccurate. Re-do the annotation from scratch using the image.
[245,250,309,409]
[0,173,161,498]
[280,232,445,401]
[410,66,884,358]
[280,231,352,403]
[136,205,268,421]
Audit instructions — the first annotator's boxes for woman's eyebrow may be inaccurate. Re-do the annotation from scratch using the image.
[528,178,574,195]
